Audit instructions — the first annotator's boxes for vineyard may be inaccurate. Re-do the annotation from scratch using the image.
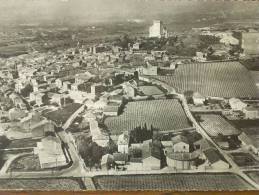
[93,173,253,190]
[199,114,240,137]
[0,178,84,190]
[153,61,258,98]
[104,99,191,135]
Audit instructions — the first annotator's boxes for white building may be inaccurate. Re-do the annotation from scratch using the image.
[229,98,247,111]
[149,20,168,38]
[243,107,259,119]
[34,136,67,169]
[117,132,129,154]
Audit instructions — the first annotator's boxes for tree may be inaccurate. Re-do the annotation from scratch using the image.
[0,135,10,149]
[20,84,33,97]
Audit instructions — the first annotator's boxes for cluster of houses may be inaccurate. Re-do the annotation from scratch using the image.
[100,131,229,171]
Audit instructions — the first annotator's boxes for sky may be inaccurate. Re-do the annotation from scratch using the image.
[0,0,259,25]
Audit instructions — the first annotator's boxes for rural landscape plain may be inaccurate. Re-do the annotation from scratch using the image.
[0,0,259,191]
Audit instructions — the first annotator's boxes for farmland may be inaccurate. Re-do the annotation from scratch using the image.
[246,171,259,184]
[93,173,253,190]
[199,114,240,137]
[153,61,258,98]
[0,178,84,190]
[44,103,82,124]
[7,138,40,149]
[230,152,259,167]
[104,99,192,135]
[138,86,164,96]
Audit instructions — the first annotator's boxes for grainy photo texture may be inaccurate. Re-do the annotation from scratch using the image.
[0,0,259,191]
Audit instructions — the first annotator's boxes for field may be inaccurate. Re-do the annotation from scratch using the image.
[138,86,164,96]
[153,61,258,98]
[230,152,259,167]
[246,171,259,184]
[93,173,253,190]
[9,154,42,172]
[0,44,28,58]
[199,114,240,137]
[44,103,82,124]
[231,119,259,148]
[0,178,84,190]
[7,138,40,149]
[104,99,192,135]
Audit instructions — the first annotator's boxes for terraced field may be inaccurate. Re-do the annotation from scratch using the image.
[104,99,192,135]
[153,61,258,98]
[93,173,253,190]
[199,114,240,137]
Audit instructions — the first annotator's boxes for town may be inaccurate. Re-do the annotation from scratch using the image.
[1,2,259,191]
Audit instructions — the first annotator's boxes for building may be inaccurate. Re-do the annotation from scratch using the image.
[243,106,259,119]
[117,132,129,154]
[142,139,161,170]
[137,62,157,76]
[149,20,168,38]
[229,98,247,111]
[34,136,67,169]
[103,102,120,116]
[239,132,259,155]
[113,153,128,167]
[164,135,200,170]
[193,92,206,106]
[241,32,259,56]
[101,154,114,170]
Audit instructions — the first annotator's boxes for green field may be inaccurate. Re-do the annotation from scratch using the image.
[93,173,253,190]
[104,99,192,135]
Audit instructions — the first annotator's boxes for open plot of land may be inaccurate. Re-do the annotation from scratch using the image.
[93,173,253,190]
[44,103,82,124]
[138,86,164,96]
[104,99,192,135]
[199,114,240,137]
[153,61,258,98]
[0,178,84,190]
[7,138,40,149]
[230,152,259,167]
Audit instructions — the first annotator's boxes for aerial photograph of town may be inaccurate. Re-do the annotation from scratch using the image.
[0,0,259,191]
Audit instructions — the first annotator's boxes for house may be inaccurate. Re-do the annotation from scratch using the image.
[55,76,75,89]
[193,92,205,106]
[35,92,45,106]
[75,72,94,84]
[101,154,114,170]
[137,62,158,76]
[238,132,259,155]
[164,135,200,170]
[229,98,247,111]
[122,80,137,98]
[203,148,229,170]
[8,108,27,121]
[103,102,120,116]
[117,132,129,154]
[34,136,67,169]
[243,107,259,119]
[142,139,161,170]
[113,153,128,167]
